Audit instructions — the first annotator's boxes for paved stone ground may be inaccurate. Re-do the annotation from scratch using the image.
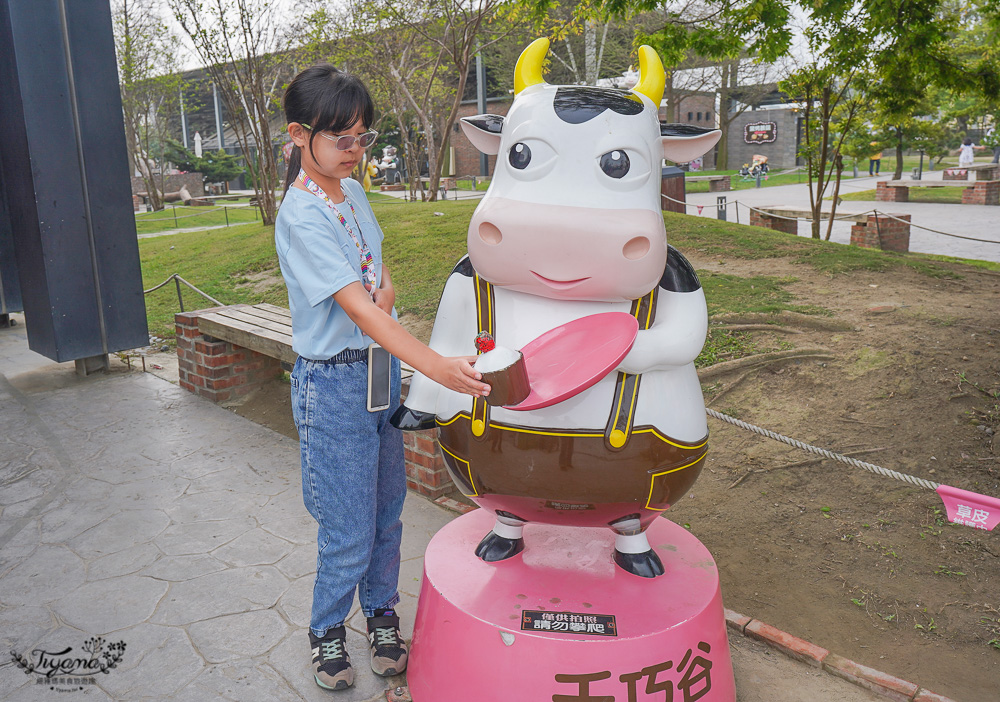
[0,317,885,702]
[686,171,1000,263]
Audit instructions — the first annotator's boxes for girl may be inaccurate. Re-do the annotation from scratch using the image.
[275,64,490,691]
[958,137,984,168]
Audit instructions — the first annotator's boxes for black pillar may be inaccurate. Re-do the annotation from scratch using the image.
[0,0,148,362]
[0,164,24,318]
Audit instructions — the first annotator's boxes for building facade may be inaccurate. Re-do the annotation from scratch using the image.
[726,108,802,170]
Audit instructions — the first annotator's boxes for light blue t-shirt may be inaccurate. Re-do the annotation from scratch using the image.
[275,177,397,360]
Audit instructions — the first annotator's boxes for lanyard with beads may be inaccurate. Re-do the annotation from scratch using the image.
[298,169,377,289]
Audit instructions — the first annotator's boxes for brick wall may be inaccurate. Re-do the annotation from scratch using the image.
[400,378,453,499]
[876,182,908,202]
[749,209,799,235]
[709,175,732,192]
[452,100,510,179]
[943,169,968,181]
[962,180,1000,206]
[175,309,282,403]
[850,214,911,252]
[974,166,1000,181]
[671,94,717,170]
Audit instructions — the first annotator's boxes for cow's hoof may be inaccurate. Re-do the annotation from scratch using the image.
[475,532,524,562]
[613,549,665,578]
[389,406,436,431]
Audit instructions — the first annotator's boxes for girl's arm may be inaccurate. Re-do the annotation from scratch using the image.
[366,263,395,315]
[335,281,489,397]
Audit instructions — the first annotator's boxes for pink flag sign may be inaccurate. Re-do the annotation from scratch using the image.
[936,485,1000,531]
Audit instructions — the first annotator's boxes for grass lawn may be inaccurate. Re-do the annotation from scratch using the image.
[838,186,967,204]
[137,201,998,348]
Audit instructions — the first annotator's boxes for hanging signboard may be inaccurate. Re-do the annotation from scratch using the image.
[744,121,778,144]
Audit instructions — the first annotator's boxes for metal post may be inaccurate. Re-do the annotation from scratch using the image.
[213,82,225,150]
[224,207,229,227]
[174,274,184,313]
[476,49,489,177]
[180,89,188,150]
[716,196,727,221]
[917,150,924,180]
[755,171,762,188]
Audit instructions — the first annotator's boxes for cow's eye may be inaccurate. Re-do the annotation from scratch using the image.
[600,150,630,178]
[509,142,531,170]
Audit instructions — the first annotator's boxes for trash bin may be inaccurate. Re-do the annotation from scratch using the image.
[661,166,685,214]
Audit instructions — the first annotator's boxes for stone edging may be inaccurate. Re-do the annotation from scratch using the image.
[724,609,955,702]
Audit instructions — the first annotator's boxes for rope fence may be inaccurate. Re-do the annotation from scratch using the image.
[143,274,224,313]
[706,408,941,491]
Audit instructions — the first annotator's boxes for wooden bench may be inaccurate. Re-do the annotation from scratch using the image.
[174,303,448,497]
[750,206,912,252]
[175,303,293,404]
[876,179,999,206]
[685,174,732,191]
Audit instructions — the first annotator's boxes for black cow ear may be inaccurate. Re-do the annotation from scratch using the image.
[659,124,721,164]
[460,115,504,155]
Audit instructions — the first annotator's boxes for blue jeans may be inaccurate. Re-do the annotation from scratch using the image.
[290,355,405,637]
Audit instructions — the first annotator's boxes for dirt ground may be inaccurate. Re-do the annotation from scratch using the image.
[231,256,1000,701]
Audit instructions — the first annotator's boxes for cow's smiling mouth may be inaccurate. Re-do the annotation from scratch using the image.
[530,271,591,290]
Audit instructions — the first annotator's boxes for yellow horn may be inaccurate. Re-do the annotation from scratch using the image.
[632,45,665,106]
[514,37,549,96]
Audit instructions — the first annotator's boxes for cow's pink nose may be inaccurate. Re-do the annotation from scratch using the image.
[478,221,503,245]
[622,236,650,260]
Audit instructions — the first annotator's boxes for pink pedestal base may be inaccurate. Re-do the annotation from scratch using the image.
[409,510,736,701]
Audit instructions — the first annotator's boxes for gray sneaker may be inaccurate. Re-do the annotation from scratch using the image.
[366,610,408,676]
[309,628,354,690]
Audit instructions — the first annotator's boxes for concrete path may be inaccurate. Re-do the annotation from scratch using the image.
[686,171,1000,263]
[0,317,886,701]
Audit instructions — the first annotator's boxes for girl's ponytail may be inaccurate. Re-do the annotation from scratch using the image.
[284,144,301,193]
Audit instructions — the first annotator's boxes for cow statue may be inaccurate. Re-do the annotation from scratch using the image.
[391,38,721,578]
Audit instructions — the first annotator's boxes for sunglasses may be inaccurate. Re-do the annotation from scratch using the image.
[302,124,378,151]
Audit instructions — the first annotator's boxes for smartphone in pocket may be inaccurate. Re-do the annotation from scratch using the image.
[367,343,391,412]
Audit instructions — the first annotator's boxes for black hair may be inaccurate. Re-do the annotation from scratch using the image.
[963,137,972,146]
[282,64,375,192]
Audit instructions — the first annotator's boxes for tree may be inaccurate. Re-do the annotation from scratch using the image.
[596,0,1000,197]
[323,0,523,201]
[169,0,287,223]
[782,64,866,239]
[164,138,247,184]
[112,0,185,212]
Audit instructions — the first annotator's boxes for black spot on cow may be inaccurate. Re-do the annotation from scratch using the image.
[553,87,643,124]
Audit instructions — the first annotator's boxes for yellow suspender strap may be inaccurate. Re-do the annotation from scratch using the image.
[604,287,658,450]
[470,273,494,439]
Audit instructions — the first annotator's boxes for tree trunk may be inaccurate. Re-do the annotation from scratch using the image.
[126,122,163,211]
[893,128,904,180]
[584,20,597,85]
[663,71,675,122]
[716,62,732,170]
[824,154,844,241]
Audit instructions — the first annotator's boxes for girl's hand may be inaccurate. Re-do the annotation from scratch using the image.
[366,280,395,315]
[431,356,491,397]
